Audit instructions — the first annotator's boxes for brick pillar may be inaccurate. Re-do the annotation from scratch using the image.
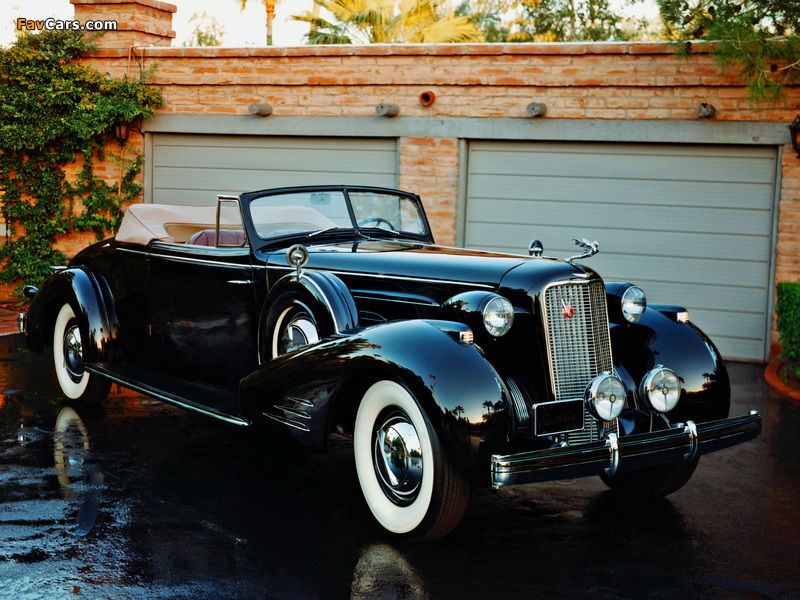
[71,0,177,47]
[399,137,460,246]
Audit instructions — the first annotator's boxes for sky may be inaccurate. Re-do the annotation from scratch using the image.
[0,0,659,48]
[0,0,317,47]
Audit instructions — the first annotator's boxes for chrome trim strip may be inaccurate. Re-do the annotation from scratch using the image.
[265,265,495,289]
[118,245,251,269]
[117,247,149,256]
[277,405,311,420]
[84,365,249,427]
[262,411,311,432]
[300,273,339,333]
[605,433,619,478]
[685,420,699,461]
[490,412,761,488]
[287,396,314,408]
[149,253,251,269]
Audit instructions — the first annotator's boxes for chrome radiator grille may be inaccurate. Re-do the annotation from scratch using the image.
[542,280,613,443]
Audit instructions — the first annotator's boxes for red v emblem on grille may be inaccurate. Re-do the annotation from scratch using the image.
[561,298,574,318]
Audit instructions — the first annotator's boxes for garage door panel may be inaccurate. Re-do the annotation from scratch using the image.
[466,141,777,361]
[155,165,393,193]
[468,175,774,211]
[155,145,396,174]
[467,222,770,262]
[467,198,772,236]
[470,149,776,184]
[151,134,397,206]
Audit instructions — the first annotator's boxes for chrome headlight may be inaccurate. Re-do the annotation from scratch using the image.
[585,373,626,421]
[640,366,681,413]
[483,296,514,337]
[620,285,646,323]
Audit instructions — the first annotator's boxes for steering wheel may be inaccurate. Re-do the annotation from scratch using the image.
[358,217,396,230]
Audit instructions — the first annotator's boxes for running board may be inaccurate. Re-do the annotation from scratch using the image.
[86,363,250,427]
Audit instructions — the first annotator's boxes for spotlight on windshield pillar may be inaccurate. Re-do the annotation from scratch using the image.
[248,102,273,117]
[526,102,547,118]
[697,102,716,118]
[376,103,400,117]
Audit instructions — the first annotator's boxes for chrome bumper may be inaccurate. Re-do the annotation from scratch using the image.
[490,411,762,488]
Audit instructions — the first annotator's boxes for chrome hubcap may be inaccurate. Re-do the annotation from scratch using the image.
[374,411,423,506]
[278,314,319,355]
[63,324,84,383]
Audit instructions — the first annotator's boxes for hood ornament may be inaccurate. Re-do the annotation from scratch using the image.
[287,244,309,277]
[566,238,599,265]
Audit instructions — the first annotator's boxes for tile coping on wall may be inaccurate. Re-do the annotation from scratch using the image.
[86,41,701,59]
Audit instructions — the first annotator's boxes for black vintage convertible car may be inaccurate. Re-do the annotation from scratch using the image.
[19,185,761,540]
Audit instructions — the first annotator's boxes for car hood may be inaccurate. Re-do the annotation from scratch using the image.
[263,239,589,289]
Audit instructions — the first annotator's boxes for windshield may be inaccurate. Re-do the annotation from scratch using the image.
[248,188,428,240]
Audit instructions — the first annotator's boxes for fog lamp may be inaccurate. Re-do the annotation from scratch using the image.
[585,373,626,421]
[640,366,681,413]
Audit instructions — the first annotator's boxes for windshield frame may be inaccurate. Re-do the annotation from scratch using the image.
[239,185,434,249]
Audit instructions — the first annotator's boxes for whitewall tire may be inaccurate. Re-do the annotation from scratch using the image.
[354,380,469,541]
[52,303,110,404]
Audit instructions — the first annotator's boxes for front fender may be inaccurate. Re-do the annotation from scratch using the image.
[239,319,509,475]
[25,267,121,364]
[611,307,730,423]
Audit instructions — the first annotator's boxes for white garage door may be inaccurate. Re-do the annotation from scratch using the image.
[149,134,399,205]
[465,141,779,361]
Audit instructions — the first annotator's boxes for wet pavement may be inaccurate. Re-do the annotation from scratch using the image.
[0,332,798,600]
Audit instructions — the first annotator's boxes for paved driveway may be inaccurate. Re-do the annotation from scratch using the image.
[0,333,798,599]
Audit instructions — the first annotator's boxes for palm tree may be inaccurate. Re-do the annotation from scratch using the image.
[240,0,282,45]
[292,0,482,44]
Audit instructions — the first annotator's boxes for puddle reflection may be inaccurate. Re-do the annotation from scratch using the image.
[351,543,429,600]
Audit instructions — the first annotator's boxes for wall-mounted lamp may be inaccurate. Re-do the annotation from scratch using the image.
[419,91,436,107]
[789,115,800,158]
[248,102,273,116]
[526,102,547,118]
[697,102,716,118]
[113,115,141,145]
[114,121,129,144]
[375,102,400,117]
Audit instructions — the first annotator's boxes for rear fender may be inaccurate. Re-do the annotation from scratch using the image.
[240,319,509,474]
[25,267,121,364]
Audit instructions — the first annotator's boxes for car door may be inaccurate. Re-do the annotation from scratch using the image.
[143,204,259,387]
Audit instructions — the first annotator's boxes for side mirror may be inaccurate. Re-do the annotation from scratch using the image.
[529,239,543,257]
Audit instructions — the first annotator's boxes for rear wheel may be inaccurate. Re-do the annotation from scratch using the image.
[354,380,469,541]
[600,457,699,498]
[53,303,110,404]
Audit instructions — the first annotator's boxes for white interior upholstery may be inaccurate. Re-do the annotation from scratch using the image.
[116,204,218,245]
[116,203,338,246]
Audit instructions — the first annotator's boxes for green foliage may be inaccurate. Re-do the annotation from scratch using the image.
[457,0,654,43]
[292,0,481,44]
[777,281,800,379]
[656,0,800,104]
[0,29,162,299]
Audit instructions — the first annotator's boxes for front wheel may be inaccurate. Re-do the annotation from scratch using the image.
[600,457,699,498]
[52,303,110,404]
[354,380,469,541]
